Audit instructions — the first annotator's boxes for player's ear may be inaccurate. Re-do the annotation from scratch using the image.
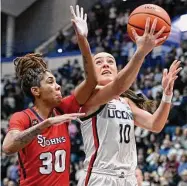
[31,87,40,97]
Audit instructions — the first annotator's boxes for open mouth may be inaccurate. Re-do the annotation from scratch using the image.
[56,94,62,98]
[101,70,112,75]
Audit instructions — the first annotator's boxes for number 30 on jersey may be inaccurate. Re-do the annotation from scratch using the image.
[39,150,66,174]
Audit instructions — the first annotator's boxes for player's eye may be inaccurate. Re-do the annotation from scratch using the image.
[96,60,102,65]
[108,60,114,64]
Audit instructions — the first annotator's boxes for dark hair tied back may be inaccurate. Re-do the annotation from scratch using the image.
[13,53,48,100]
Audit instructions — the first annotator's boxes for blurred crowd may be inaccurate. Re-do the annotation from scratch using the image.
[1,0,187,186]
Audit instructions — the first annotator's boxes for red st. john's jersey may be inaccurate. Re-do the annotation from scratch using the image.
[8,95,80,186]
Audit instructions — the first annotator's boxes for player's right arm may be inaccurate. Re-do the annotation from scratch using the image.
[83,18,166,110]
[2,112,85,155]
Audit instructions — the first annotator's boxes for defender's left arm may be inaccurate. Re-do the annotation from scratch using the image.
[70,5,97,105]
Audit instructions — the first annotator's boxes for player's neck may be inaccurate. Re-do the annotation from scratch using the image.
[33,102,53,120]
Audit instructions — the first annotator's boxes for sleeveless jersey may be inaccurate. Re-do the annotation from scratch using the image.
[8,95,80,186]
[81,98,137,181]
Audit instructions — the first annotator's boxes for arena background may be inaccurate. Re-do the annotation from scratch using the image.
[1,0,187,185]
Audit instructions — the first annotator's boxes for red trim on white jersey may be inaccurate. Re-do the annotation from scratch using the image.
[85,116,99,186]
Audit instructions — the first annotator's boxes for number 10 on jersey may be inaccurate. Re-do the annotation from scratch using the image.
[119,124,131,143]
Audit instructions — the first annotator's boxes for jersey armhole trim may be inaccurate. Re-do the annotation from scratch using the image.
[22,110,32,128]
[55,107,64,115]
[81,104,106,121]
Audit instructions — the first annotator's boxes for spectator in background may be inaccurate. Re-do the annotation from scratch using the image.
[7,181,16,186]
[142,172,151,186]
[178,153,187,175]
[180,128,187,150]
[172,89,182,106]
[75,160,84,184]
[159,139,171,156]
[178,169,187,186]
[6,156,19,183]
[56,31,65,47]
[2,177,9,186]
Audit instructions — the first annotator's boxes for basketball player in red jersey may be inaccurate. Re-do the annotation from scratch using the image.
[2,6,95,186]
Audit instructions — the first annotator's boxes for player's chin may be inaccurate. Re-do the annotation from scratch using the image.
[53,97,62,106]
[99,77,113,85]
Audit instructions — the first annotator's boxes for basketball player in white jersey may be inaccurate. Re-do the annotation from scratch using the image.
[71,6,182,186]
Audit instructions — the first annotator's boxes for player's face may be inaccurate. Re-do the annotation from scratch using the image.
[38,71,62,107]
[93,52,118,85]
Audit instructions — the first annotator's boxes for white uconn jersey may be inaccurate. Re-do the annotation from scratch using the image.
[81,98,137,172]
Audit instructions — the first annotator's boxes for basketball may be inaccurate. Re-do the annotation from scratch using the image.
[127,4,171,46]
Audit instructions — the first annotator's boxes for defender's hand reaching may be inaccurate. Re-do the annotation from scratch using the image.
[70,5,88,38]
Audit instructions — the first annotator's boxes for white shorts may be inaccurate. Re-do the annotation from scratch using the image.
[77,168,138,186]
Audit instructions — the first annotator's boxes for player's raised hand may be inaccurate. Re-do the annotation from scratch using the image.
[162,60,182,96]
[70,5,88,38]
[132,17,166,56]
[48,113,85,125]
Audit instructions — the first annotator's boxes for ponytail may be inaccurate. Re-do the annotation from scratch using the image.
[121,89,156,113]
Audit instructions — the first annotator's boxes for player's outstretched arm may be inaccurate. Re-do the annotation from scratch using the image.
[70,5,97,105]
[128,60,182,133]
[2,113,85,155]
[84,18,167,108]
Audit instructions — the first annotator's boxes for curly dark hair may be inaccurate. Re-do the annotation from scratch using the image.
[14,53,48,100]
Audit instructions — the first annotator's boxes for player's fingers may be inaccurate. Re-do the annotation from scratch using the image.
[68,113,86,117]
[80,7,84,19]
[76,5,80,17]
[154,26,166,39]
[163,69,168,77]
[84,13,87,21]
[173,61,181,71]
[131,28,139,41]
[169,60,180,72]
[70,6,76,18]
[155,36,167,45]
[172,67,182,77]
[150,18,157,35]
[144,17,150,35]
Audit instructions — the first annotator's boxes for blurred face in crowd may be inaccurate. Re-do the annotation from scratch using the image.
[3,178,9,186]
[135,168,143,186]
[8,181,15,186]
[144,172,150,181]
[181,154,187,162]
[32,71,62,107]
[183,129,187,137]
[93,52,118,86]
[163,139,170,148]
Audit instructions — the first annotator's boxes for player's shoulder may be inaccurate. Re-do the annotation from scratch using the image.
[120,96,130,104]
[10,109,30,121]
[60,94,77,104]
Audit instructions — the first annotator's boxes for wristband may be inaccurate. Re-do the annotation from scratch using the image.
[162,92,173,103]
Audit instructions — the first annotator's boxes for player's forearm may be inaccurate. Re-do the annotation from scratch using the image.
[2,119,51,155]
[150,101,171,133]
[113,49,145,93]
[74,36,97,105]
[77,35,97,82]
